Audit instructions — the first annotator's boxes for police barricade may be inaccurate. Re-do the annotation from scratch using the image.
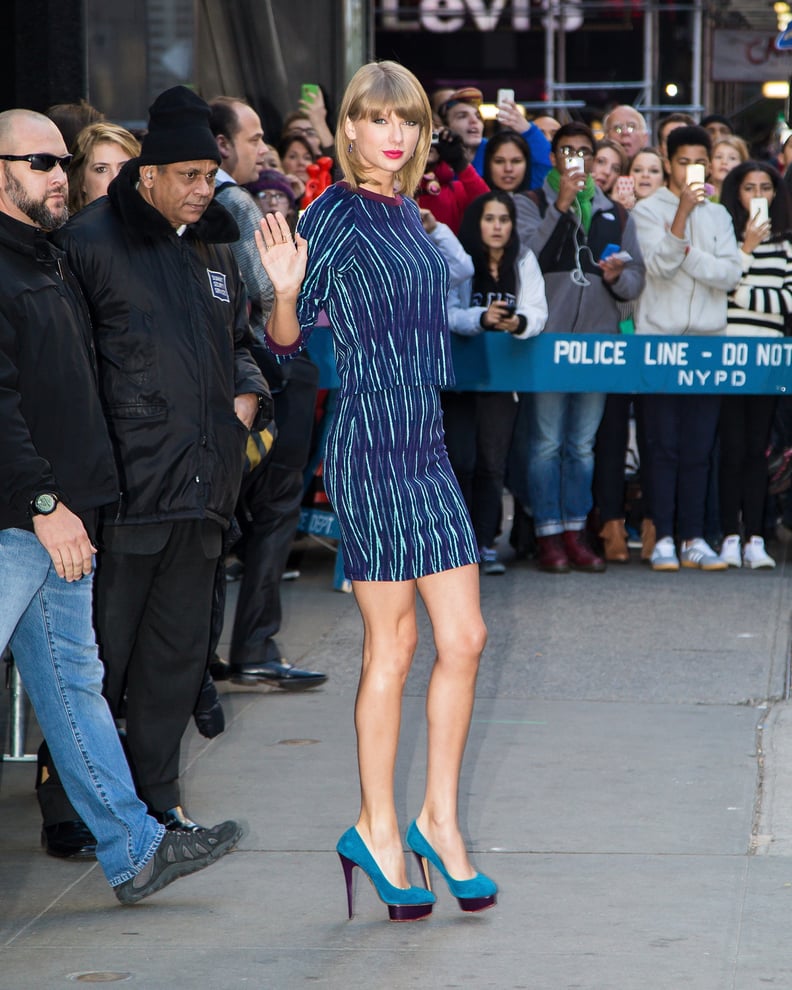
[301,330,790,589]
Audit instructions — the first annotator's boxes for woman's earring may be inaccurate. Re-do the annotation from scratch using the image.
[348,142,353,154]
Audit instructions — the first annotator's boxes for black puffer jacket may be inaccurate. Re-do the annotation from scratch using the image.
[54,162,266,528]
[0,211,119,533]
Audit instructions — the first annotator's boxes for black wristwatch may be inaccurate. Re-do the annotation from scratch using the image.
[31,492,60,516]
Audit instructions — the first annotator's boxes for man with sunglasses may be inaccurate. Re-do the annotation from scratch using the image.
[0,108,242,902]
[39,87,266,845]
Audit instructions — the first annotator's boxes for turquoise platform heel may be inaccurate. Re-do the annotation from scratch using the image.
[406,820,497,913]
[336,827,435,922]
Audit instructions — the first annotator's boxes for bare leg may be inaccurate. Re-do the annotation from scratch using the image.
[415,563,487,879]
[351,578,419,889]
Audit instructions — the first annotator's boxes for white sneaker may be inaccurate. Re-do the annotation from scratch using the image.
[743,536,776,570]
[680,538,727,571]
[719,535,742,568]
[650,536,679,571]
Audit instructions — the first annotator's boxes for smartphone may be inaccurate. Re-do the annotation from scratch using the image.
[300,83,319,103]
[750,196,769,224]
[685,163,706,187]
[565,156,584,177]
[615,175,634,197]
[497,88,515,106]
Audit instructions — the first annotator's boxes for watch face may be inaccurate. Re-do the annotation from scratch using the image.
[34,493,57,514]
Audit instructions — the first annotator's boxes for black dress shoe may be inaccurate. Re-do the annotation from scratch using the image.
[151,806,207,833]
[230,658,328,691]
[192,669,225,739]
[208,653,231,681]
[42,820,97,859]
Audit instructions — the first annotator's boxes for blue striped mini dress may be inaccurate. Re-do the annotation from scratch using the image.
[267,182,478,582]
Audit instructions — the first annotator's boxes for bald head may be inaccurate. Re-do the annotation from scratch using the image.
[0,109,66,154]
[0,110,70,230]
[604,105,649,158]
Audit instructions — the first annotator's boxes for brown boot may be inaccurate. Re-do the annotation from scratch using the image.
[599,518,629,563]
[640,518,656,562]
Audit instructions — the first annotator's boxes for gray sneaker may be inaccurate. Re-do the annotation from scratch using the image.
[115,819,243,905]
[680,538,727,571]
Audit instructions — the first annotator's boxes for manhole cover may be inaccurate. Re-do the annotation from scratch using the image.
[67,974,132,984]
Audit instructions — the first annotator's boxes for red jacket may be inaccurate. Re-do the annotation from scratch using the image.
[416,161,489,235]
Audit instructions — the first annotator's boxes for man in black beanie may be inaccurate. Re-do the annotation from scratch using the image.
[38,85,267,851]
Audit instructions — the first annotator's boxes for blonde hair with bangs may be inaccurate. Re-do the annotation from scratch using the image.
[336,61,432,195]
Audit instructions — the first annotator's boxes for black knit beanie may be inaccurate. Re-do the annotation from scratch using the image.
[138,86,221,166]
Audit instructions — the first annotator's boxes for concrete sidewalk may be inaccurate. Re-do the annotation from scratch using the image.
[1,533,791,990]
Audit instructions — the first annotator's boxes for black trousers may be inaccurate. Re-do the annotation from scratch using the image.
[593,394,650,523]
[230,464,304,665]
[96,520,221,811]
[718,393,777,537]
[38,520,221,822]
[230,350,319,666]
[643,394,721,542]
[442,390,519,548]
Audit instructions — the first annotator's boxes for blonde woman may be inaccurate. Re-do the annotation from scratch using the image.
[67,121,140,214]
[255,61,496,921]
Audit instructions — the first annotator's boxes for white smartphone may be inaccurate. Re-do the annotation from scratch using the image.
[497,88,515,106]
[685,163,706,187]
[565,156,584,176]
[750,197,769,224]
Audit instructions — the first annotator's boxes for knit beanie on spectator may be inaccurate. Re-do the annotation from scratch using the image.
[138,86,221,166]
[244,169,297,208]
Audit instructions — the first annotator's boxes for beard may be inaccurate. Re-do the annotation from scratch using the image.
[3,166,69,230]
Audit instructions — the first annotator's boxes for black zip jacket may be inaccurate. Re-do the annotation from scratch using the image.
[0,211,119,533]
[53,161,266,528]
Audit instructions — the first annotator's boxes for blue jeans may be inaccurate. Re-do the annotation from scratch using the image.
[0,529,163,886]
[524,391,606,536]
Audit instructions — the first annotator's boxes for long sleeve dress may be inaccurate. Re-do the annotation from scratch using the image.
[266,182,479,581]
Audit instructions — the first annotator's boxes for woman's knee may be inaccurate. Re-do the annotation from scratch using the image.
[436,616,487,665]
[363,624,419,677]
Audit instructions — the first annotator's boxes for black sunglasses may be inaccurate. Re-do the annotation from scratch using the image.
[0,153,73,172]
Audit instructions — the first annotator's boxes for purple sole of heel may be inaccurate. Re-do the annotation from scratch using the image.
[339,851,433,923]
[387,902,434,922]
[458,894,497,912]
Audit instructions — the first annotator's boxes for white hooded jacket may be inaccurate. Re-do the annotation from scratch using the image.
[632,186,742,335]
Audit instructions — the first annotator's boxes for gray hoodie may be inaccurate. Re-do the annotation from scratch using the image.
[632,186,742,336]
[522,179,645,334]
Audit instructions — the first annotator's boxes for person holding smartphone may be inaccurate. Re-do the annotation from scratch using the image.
[443,191,547,574]
[509,122,646,574]
[592,138,627,198]
[593,145,667,564]
[632,126,742,572]
[716,161,792,569]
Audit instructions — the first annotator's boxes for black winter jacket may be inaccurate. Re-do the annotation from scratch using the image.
[0,211,119,533]
[54,162,266,528]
